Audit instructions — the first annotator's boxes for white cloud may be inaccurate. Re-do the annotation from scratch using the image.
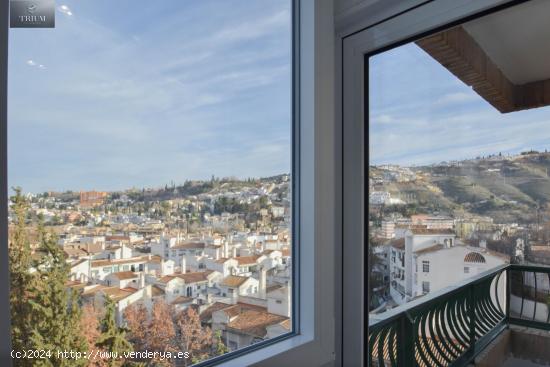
[58,5,73,16]
[26,59,46,69]
[373,114,394,124]
[435,92,478,106]
[9,0,292,192]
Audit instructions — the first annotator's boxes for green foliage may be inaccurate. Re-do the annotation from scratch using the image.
[27,217,88,367]
[213,196,250,215]
[9,188,36,367]
[10,189,87,366]
[213,330,229,356]
[96,297,133,367]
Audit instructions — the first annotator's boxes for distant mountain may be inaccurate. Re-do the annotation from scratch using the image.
[370,152,550,223]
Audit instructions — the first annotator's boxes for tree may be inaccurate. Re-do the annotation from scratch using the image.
[176,307,213,366]
[9,188,36,367]
[27,217,87,366]
[212,330,229,357]
[147,300,177,366]
[123,303,149,352]
[96,296,133,367]
[81,304,107,367]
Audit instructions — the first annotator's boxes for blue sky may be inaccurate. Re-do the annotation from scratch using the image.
[8,0,291,193]
[369,42,550,167]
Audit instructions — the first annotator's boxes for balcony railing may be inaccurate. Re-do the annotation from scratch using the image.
[368,263,550,366]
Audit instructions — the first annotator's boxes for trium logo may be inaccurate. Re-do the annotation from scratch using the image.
[10,0,55,28]
[27,3,38,14]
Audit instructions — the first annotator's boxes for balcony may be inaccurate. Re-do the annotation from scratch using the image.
[369,264,550,366]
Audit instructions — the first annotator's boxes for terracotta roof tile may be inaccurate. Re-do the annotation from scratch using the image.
[235,256,260,265]
[221,275,249,288]
[110,271,138,280]
[226,310,289,338]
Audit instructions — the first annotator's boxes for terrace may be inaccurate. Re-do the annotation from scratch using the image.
[369,264,550,366]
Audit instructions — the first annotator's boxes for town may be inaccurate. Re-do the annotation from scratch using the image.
[8,174,292,358]
[369,150,550,314]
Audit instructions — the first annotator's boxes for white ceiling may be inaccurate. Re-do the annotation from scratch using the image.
[464,0,550,85]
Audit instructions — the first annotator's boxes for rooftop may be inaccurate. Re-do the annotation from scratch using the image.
[221,275,250,288]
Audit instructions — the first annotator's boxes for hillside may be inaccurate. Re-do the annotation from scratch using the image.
[370,152,550,223]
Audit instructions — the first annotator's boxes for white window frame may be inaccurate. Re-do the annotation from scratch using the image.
[339,1,519,366]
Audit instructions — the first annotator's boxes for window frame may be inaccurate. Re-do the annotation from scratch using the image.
[0,1,338,366]
[340,0,529,366]
[422,261,430,273]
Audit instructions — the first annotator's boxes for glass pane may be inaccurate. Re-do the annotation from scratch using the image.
[8,1,292,365]
[368,0,550,315]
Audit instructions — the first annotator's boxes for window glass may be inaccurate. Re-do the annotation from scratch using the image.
[422,261,429,273]
[8,1,293,365]
[368,0,550,316]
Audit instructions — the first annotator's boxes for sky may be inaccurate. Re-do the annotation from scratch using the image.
[369,41,550,167]
[8,0,291,193]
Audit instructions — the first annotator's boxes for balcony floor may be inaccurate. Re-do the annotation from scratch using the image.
[501,357,548,367]
[475,326,550,367]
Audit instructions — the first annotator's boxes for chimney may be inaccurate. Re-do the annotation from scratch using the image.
[259,267,267,299]
[232,247,237,258]
[139,272,145,289]
[79,273,85,283]
[224,241,229,258]
[181,257,186,274]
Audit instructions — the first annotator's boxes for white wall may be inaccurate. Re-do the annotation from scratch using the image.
[414,247,506,298]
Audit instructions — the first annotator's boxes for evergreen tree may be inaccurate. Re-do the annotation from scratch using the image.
[212,330,229,356]
[8,188,36,367]
[27,217,87,367]
[96,296,133,367]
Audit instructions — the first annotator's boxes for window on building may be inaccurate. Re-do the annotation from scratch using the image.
[6,0,294,365]
[464,267,470,274]
[422,281,430,294]
[422,261,430,273]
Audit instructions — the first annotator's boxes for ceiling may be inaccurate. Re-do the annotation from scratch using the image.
[464,0,550,85]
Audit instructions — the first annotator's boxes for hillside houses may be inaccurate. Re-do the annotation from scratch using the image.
[200,284,292,351]
[10,176,293,354]
[65,229,292,338]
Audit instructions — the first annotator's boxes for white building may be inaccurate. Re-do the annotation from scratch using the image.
[389,229,508,305]
[369,191,391,205]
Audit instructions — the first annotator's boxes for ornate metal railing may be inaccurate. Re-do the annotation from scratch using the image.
[368,264,550,367]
